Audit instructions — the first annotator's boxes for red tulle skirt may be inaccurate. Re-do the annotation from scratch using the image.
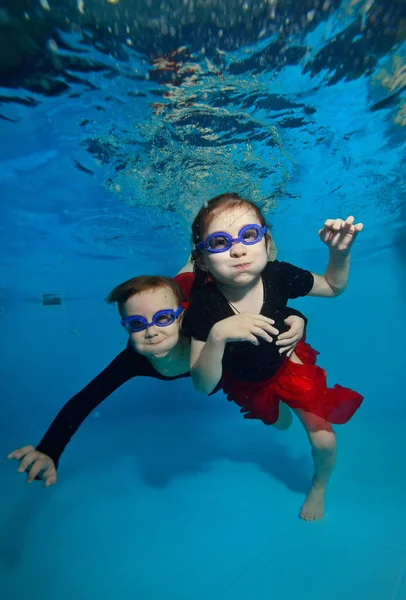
[221,340,363,425]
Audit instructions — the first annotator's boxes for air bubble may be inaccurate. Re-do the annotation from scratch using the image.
[47,39,58,52]
[307,9,316,22]
[39,0,51,10]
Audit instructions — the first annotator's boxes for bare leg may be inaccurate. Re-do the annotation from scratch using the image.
[294,408,336,521]
[273,401,293,430]
[272,350,300,431]
[287,351,336,520]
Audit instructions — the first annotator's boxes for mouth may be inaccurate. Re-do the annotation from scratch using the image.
[232,262,252,270]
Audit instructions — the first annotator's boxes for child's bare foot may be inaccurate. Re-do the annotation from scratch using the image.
[299,484,325,521]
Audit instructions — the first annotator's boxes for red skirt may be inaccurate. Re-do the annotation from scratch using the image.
[221,340,363,425]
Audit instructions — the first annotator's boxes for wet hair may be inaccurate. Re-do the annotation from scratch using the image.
[190,192,272,296]
[106,275,184,318]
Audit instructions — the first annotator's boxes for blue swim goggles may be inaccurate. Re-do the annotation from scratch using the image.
[195,224,267,253]
[121,306,183,333]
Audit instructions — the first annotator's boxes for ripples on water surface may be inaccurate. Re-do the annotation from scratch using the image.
[0,0,405,258]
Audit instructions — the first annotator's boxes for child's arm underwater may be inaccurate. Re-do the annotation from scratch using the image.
[308,216,363,297]
[7,348,139,487]
[190,311,285,394]
[190,310,306,394]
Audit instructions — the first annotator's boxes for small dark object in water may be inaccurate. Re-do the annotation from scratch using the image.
[42,293,62,306]
[370,84,406,113]
[73,159,94,175]
[0,113,18,122]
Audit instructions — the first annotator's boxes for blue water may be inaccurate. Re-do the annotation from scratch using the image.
[0,1,406,598]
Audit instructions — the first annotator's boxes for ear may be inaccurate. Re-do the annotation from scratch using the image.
[266,234,277,262]
[195,252,209,272]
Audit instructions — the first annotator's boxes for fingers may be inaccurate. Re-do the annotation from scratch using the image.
[17,452,38,473]
[276,316,304,344]
[246,314,275,325]
[242,314,279,337]
[319,216,363,252]
[276,336,299,347]
[251,326,274,343]
[43,468,57,488]
[7,445,35,460]
[245,324,279,344]
[322,216,363,235]
[324,217,350,230]
[277,338,300,354]
[249,315,278,336]
[8,446,56,487]
[26,462,56,486]
[318,228,333,244]
[229,314,280,344]
[27,461,44,483]
[279,343,296,355]
[276,329,298,342]
[343,216,363,232]
[258,322,279,337]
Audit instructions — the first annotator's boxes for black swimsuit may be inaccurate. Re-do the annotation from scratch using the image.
[182,260,313,382]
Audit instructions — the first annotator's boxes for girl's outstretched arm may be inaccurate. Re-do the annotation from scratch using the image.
[308,216,363,298]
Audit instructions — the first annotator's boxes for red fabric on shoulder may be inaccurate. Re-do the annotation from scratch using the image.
[173,272,194,307]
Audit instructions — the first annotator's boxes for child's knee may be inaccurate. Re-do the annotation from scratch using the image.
[310,429,336,454]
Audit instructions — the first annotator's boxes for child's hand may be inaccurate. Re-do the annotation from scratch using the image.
[275,315,305,356]
[319,216,363,253]
[211,313,279,346]
[7,445,57,488]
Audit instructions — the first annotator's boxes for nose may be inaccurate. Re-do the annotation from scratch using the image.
[229,240,247,257]
[144,325,158,338]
